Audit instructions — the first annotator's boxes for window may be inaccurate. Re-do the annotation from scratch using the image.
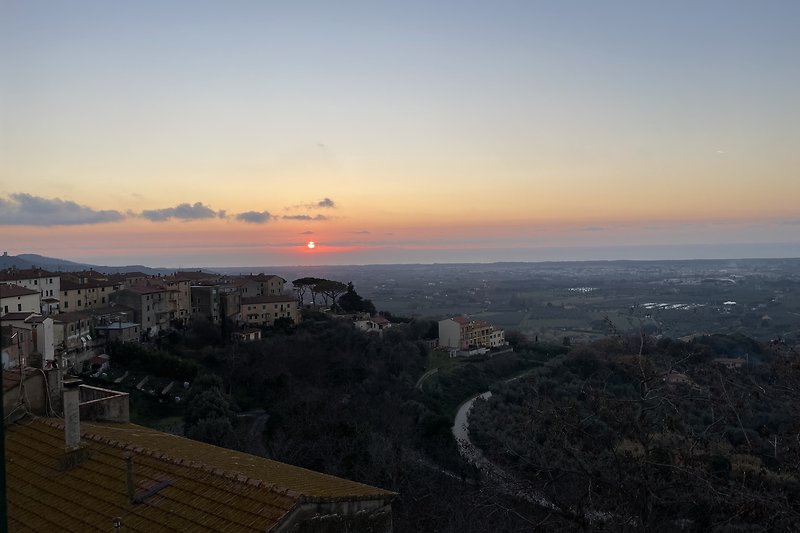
[101,297,105,303]
[77,300,82,307]
[3,305,7,313]
[64,301,69,309]
[17,304,22,311]
[49,278,52,283]
[34,280,38,285]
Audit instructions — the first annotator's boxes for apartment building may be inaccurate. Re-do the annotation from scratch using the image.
[438,316,506,350]
[240,294,301,327]
[0,268,60,314]
[1,283,41,318]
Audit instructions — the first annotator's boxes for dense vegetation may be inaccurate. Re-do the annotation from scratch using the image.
[102,291,800,532]
[470,335,800,530]
[106,315,557,531]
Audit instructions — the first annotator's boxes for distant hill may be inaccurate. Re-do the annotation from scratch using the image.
[0,253,181,275]
[15,254,89,270]
[0,253,34,270]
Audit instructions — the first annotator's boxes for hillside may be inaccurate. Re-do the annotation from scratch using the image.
[1,253,183,275]
[469,335,800,529]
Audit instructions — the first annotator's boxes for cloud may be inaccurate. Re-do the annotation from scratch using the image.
[236,210,273,224]
[141,202,221,222]
[287,197,337,211]
[353,230,371,234]
[0,193,124,226]
[282,214,328,221]
[301,230,314,235]
[581,226,605,232]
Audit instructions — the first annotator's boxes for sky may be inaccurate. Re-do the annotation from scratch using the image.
[1,1,799,267]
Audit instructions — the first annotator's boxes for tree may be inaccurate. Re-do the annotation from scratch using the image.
[292,277,323,306]
[183,374,237,446]
[313,279,347,310]
[337,282,376,314]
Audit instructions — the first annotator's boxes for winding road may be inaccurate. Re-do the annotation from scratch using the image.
[452,391,555,508]
[452,389,617,523]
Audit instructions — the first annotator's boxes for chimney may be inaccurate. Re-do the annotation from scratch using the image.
[63,378,82,451]
[124,452,135,503]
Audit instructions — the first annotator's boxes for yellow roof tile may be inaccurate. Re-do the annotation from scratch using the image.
[5,417,392,532]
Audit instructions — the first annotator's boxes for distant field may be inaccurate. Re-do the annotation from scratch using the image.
[355,259,800,344]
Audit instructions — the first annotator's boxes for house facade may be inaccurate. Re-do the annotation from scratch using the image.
[438,316,506,350]
[111,285,170,337]
[60,280,120,312]
[240,294,301,327]
[191,284,241,324]
[354,315,392,335]
[237,274,287,297]
[52,311,94,360]
[1,283,41,318]
[0,268,60,314]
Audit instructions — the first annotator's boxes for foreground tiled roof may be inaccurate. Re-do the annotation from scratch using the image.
[5,417,394,532]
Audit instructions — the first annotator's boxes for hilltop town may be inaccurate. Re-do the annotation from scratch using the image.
[4,256,800,531]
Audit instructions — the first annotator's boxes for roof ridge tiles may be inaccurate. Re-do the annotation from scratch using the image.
[31,416,394,502]
[75,421,275,489]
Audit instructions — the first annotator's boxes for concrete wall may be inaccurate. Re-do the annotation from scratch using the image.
[33,318,55,363]
[79,385,130,422]
[1,292,40,318]
[3,371,47,423]
[438,319,462,349]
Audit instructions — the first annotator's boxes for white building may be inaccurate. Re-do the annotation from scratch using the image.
[0,269,60,314]
[0,312,55,368]
[1,283,41,318]
[439,316,506,351]
[354,315,392,335]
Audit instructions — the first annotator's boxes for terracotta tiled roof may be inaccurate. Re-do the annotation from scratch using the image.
[52,311,93,323]
[0,268,57,282]
[0,283,39,298]
[174,271,215,280]
[241,274,285,283]
[5,417,394,532]
[5,418,298,532]
[124,285,167,295]
[61,280,117,291]
[0,312,37,321]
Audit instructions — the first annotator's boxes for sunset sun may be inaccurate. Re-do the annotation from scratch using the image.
[307,241,316,249]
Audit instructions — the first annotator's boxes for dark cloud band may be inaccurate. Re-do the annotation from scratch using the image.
[0,193,123,226]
